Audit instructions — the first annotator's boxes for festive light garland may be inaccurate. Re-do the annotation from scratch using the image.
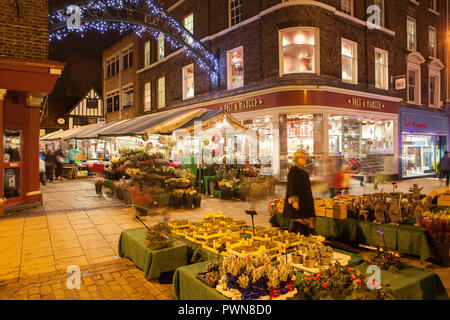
[49,0,219,81]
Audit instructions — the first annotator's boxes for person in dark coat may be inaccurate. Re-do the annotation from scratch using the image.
[439,151,450,186]
[45,149,55,182]
[54,148,65,180]
[283,151,316,235]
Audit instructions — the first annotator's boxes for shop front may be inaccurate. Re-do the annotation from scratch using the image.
[0,57,64,215]
[206,88,400,182]
[399,107,448,179]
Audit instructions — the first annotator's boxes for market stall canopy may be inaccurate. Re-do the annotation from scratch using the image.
[40,129,64,141]
[73,121,122,139]
[43,123,99,141]
[174,109,253,135]
[97,108,207,137]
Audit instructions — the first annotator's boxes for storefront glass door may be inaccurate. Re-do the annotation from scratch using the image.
[3,129,23,205]
[402,134,444,178]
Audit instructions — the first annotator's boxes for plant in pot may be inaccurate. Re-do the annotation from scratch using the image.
[219,179,235,200]
[193,192,202,208]
[171,190,184,209]
[94,178,104,194]
[209,176,217,197]
[184,189,196,209]
[304,250,316,268]
[319,246,333,266]
[291,249,303,264]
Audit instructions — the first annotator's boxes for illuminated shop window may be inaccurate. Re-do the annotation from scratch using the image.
[144,82,151,111]
[342,39,357,84]
[158,33,165,61]
[183,64,194,100]
[281,28,318,75]
[227,47,244,89]
[375,48,388,90]
[183,13,194,46]
[144,41,151,67]
[407,17,416,52]
[157,77,165,109]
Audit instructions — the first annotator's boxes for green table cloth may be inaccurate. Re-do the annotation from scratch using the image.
[354,262,449,300]
[118,228,188,280]
[270,212,432,263]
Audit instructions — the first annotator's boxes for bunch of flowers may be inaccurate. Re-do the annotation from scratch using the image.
[298,264,395,300]
[218,254,295,300]
[165,178,193,189]
[369,248,404,273]
[94,178,104,186]
[125,168,146,177]
[218,179,236,192]
[145,223,172,251]
[269,198,285,216]
[421,209,450,243]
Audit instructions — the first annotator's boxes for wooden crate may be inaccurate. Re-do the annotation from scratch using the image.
[315,206,326,217]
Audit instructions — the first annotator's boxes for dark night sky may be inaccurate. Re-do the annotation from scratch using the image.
[47,0,127,112]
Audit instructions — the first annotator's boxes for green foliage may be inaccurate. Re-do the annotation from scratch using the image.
[145,223,172,251]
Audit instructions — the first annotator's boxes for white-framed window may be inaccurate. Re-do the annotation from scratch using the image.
[183,64,195,100]
[428,60,443,108]
[157,77,165,109]
[122,47,133,70]
[373,0,385,27]
[157,33,165,61]
[407,17,416,51]
[227,46,244,90]
[229,0,242,27]
[375,48,388,90]
[144,41,151,67]
[122,84,134,109]
[341,39,357,84]
[341,0,354,16]
[183,13,194,46]
[106,89,120,113]
[428,0,437,11]
[106,55,119,79]
[144,82,151,112]
[429,74,439,107]
[280,27,319,75]
[428,26,437,58]
[407,64,421,104]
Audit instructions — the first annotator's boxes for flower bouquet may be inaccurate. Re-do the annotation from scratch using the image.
[145,223,172,251]
[170,189,185,209]
[94,178,104,194]
[369,248,404,273]
[184,189,197,209]
[218,179,236,200]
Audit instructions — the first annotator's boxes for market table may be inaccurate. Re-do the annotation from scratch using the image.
[173,259,449,301]
[270,212,432,263]
[118,228,188,280]
[354,262,449,300]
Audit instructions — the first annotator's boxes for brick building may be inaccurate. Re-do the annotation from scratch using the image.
[103,0,448,181]
[0,0,64,215]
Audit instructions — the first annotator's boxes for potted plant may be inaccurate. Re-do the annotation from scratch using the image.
[193,192,202,208]
[219,179,235,200]
[304,251,316,268]
[94,178,104,194]
[171,190,184,209]
[184,189,196,209]
[291,250,303,264]
[319,246,333,266]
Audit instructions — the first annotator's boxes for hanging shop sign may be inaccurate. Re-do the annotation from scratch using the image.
[394,76,407,90]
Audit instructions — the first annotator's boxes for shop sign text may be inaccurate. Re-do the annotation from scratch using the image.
[222,98,264,112]
[346,97,385,111]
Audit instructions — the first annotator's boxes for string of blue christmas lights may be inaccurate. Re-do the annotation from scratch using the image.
[49,0,219,81]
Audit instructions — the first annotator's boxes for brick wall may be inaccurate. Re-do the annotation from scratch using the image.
[0,0,49,60]
[106,0,447,118]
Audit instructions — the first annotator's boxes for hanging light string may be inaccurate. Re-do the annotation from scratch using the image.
[49,0,219,81]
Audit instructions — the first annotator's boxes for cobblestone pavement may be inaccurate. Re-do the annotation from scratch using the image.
[0,259,171,300]
[0,177,448,299]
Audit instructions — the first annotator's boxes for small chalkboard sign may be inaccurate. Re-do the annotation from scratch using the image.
[245,210,258,236]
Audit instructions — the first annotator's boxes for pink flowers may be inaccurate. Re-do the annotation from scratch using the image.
[170,162,182,167]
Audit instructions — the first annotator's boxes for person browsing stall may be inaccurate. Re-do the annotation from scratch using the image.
[283,151,316,235]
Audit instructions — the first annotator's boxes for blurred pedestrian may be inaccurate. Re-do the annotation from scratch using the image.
[340,164,351,195]
[45,149,55,182]
[284,151,316,236]
[439,151,450,186]
[39,155,46,186]
[326,156,340,198]
[54,148,65,180]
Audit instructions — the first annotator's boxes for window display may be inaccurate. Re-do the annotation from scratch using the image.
[227,47,244,89]
[4,129,21,163]
[402,134,445,178]
[329,116,395,174]
[281,28,316,74]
